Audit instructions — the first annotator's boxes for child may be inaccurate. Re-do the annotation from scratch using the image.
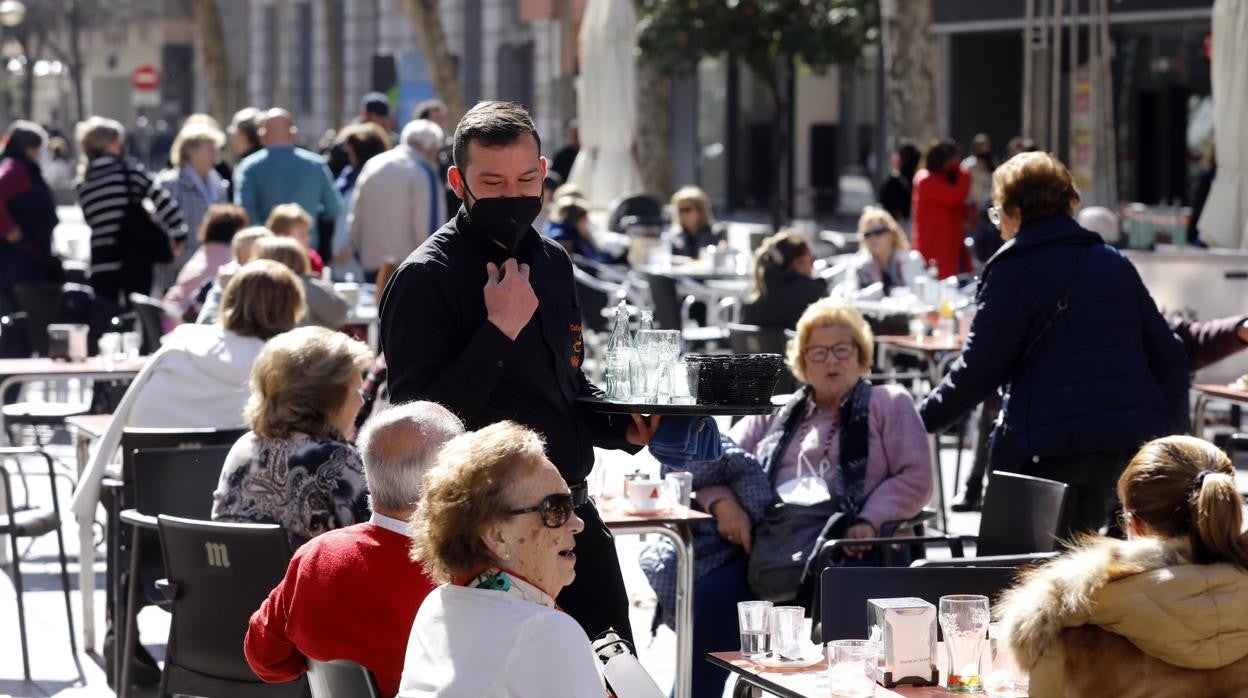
[266,203,325,274]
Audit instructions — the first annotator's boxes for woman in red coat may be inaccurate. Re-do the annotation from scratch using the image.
[910,139,972,279]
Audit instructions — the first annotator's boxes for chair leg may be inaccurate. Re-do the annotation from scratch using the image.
[54,522,80,657]
[952,420,967,490]
[119,528,143,698]
[10,531,31,680]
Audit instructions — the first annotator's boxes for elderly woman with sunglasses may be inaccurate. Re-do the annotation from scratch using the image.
[399,421,606,698]
[848,206,923,296]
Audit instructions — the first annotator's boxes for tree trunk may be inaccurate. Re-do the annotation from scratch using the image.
[395,0,466,129]
[634,59,671,202]
[272,0,290,108]
[759,59,791,233]
[880,0,937,149]
[193,0,233,123]
[17,32,34,119]
[322,0,343,128]
[66,0,85,122]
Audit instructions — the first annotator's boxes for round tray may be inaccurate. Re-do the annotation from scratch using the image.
[576,396,781,416]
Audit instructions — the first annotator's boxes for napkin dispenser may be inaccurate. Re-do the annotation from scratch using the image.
[868,597,939,688]
[47,323,89,362]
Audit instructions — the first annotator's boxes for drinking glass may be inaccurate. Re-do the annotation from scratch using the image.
[939,595,991,693]
[827,639,879,697]
[98,333,119,369]
[664,471,693,514]
[737,600,773,661]
[122,331,142,359]
[770,606,805,660]
[631,330,664,402]
[669,358,698,404]
[985,623,1029,697]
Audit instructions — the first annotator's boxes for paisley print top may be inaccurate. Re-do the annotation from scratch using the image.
[211,430,370,548]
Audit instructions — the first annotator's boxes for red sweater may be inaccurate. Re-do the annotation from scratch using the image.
[911,167,972,279]
[245,521,435,697]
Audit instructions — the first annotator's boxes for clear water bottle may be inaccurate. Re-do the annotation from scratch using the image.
[605,301,633,400]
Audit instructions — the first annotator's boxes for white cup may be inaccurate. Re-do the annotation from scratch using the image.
[626,478,663,512]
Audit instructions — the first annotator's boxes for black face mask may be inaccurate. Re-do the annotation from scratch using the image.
[462,180,543,252]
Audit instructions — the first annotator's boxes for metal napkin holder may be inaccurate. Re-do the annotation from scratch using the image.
[868,597,940,688]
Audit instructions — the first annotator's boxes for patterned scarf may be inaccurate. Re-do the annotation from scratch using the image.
[834,378,873,521]
[465,567,558,610]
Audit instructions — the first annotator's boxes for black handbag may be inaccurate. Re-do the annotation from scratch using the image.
[747,500,848,602]
[120,165,173,269]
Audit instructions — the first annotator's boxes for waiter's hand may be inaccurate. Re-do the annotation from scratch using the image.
[484,259,538,340]
[626,413,661,446]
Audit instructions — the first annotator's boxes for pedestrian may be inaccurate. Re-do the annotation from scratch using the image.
[155,121,229,283]
[379,100,659,644]
[329,123,391,280]
[0,120,60,357]
[233,108,342,250]
[910,138,971,279]
[550,119,579,183]
[348,119,446,282]
[877,139,920,227]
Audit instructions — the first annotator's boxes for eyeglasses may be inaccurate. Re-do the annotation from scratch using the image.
[862,226,890,239]
[988,206,1002,227]
[803,344,857,364]
[506,492,576,528]
[677,205,696,214]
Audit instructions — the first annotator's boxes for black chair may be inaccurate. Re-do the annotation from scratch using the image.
[117,445,235,697]
[307,658,381,698]
[816,566,1019,643]
[0,446,77,680]
[643,272,727,346]
[12,282,62,356]
[127,292,166,356]
[818,471,1070,567]
[155,514,305,698]
[606,193,663,233]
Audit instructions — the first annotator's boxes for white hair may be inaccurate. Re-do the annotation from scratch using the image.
[402,119,444,153]
[357,401,464,511]
[1076,206,1120,244]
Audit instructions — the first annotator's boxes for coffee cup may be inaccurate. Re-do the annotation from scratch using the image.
[626,478,664,512]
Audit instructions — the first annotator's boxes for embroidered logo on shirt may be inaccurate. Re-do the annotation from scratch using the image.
[570,322,583,367]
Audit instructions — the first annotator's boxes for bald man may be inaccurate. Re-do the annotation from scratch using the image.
[244,402,463,697]
[233,108,342,243]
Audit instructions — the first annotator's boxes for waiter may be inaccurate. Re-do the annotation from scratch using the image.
[380,100,657,642]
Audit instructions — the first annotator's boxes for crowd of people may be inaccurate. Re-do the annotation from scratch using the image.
[2,85,1247,698]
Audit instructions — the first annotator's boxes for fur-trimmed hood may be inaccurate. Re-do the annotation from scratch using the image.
[997,535,1248,671]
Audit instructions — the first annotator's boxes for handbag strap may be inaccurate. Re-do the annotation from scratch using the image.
[1015,244,1089,370]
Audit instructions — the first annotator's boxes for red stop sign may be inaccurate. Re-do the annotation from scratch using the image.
[131,64,160,91]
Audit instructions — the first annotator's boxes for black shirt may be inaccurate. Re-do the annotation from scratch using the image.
[379,207,633,484]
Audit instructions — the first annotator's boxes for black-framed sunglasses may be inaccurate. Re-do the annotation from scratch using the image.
[506,492,576,528]
[862,226,890,239]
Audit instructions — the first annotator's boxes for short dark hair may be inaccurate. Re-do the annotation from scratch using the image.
[198,203,250,245]
[453,101,541,172]
[415,98,446,121]
[923,138,959,172]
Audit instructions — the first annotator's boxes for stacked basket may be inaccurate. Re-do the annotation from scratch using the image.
[685,353,785,406]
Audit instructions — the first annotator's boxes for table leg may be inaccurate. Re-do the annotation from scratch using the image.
[619,523,694,698]
[1194,394,1209,438]
[79,514,95,652]
[75,431,90,478]
[0,376,14,566]
[924,357,948,533]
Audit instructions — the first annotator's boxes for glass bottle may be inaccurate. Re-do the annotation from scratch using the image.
[605,301,633,400]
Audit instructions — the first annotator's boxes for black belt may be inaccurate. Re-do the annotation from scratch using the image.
[570,480,589,508]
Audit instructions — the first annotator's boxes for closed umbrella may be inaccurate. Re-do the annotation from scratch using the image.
[1198,0,1248,248]
[567,0,643,208]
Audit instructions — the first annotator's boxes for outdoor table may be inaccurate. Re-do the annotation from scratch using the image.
[874,336,964,532]
[64,412,113,651]
[1191,383,1248,438]
[707,651,953,697]
[600,498,711,698]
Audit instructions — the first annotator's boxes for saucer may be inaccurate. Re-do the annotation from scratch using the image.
[757,652,824,669]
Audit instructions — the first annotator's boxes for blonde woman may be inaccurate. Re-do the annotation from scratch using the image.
[156,121,229,252]
[848,206,919,294]
[740,230,826,330]
[212,325,373,548]
[670,186,725,258]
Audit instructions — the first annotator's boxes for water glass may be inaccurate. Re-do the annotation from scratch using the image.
[98,333,119,369]
[631,331,664,401]
[827,639,879,697]
[985,623,1029,697]
[770,606,805,660]
[737,600,773,661]
[664,471,693,513]
[939,595,991,693]
[122,331,142,359]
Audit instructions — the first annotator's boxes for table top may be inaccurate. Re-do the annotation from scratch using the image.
[577,396,779,416]
[0,356,147,379]
[875,335,964,354]
[65,413,112,439]
[1192,383,1248,402]
[598,497,713,527]
[707,652,949,697]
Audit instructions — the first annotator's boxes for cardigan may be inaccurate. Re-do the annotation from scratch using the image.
[246,517,436,698]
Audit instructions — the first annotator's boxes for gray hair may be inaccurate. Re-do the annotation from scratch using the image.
[402,119,444,154]
[357,401,464,511]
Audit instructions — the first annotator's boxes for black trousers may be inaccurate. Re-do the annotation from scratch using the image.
[557,498,634,645]
[1013,448,1135,539]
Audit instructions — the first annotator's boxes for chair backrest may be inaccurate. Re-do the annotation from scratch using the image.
[642,273,684,330]
[607,194,663,232]
[307,659,381,698]
[819,566,1018,643]
[131,445,234,519]
[121,427,247,483]
[572,265,613,334]
[976,471,1070,556]
[13,283,62,356]
[157,515,293,683]
[127,292,166,355]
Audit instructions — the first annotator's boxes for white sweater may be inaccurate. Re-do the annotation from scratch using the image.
[69,323,264,523]
[398,584,605,698]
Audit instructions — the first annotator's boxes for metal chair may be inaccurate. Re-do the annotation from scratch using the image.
[155,515,305,698]
[816,566,1019,644]
[116,445,235,698]
[127,293,167,356]
[818,471,1070,567]
[0,446,77,680]
[307,658,381,698]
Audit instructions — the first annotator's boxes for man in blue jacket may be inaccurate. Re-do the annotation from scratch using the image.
[920,152,1188,536]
